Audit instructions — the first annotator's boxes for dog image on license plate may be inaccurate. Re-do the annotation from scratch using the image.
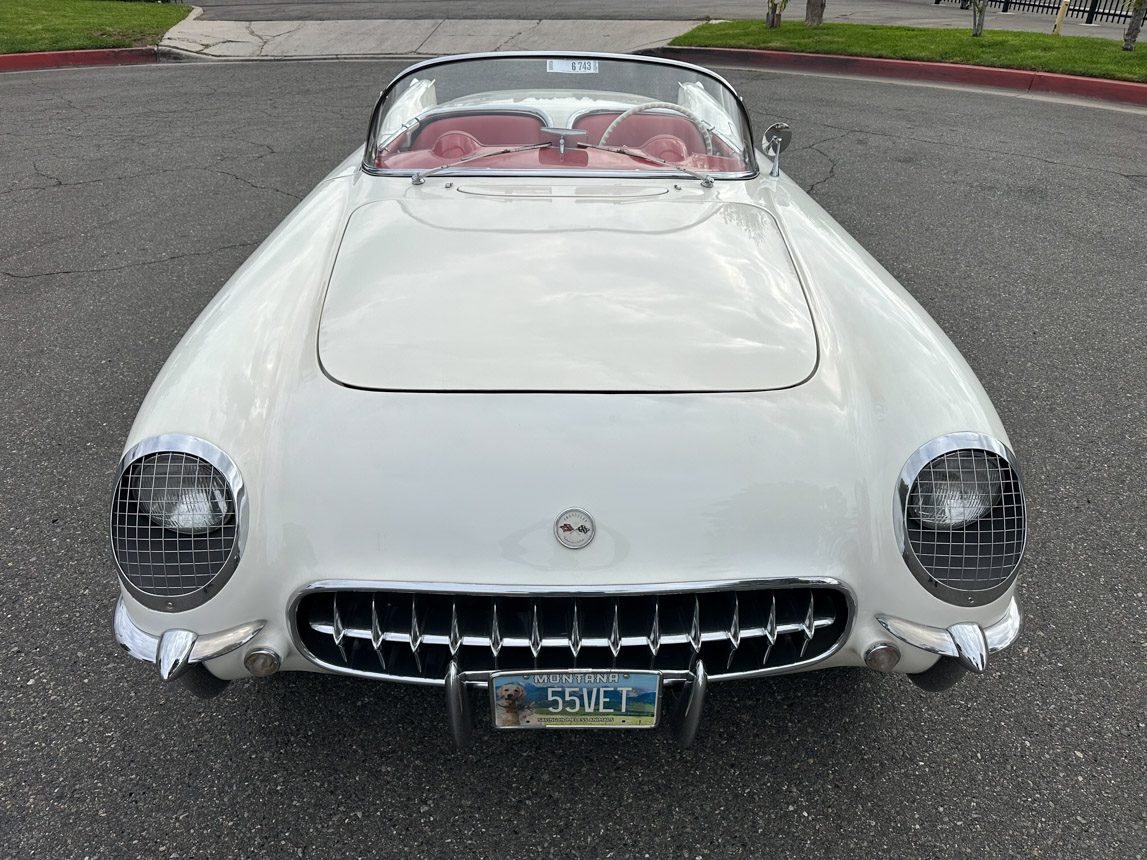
[491,670,660,729]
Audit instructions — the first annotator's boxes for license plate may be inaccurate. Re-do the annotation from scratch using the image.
[491,670,660,729]
[546,59,599,74]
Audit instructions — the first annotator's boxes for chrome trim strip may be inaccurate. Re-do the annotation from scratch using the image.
[876,596,1023,670]
[113,597,266,672]
[110,434,248,613]
[984,597,1023,653]
[362,50,759,179]
[893,432,1027,608]
[286,577,857,687]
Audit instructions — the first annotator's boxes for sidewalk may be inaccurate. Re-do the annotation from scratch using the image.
[161,0,1130,62]
[162,12,698,58]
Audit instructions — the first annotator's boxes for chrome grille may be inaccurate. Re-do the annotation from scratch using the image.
[904,448,1026,595]
[110,450,237,601]
[294,585,850,683]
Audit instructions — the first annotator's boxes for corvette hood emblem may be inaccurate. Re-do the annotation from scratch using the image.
[554,508,595,549]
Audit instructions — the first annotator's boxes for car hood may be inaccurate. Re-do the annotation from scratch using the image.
[317,196,818,392]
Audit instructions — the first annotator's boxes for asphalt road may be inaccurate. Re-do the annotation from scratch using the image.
[1,61,1145,859]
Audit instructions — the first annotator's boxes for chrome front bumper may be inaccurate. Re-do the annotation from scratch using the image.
[114,599,264,680]
[876,597,1022,673]
[114,595,1022,747]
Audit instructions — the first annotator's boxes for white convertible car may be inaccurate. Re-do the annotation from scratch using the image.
[112,52,1026,745]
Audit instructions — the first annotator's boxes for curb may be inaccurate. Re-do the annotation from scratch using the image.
[0,47,158,73]
[645,46,1147,108]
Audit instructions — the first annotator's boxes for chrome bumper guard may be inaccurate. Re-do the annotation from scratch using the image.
[876,597,1022,674]
[114,598,264,680]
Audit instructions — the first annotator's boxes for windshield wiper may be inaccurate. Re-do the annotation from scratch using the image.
[577,142,714,187]
[411,142,551,185]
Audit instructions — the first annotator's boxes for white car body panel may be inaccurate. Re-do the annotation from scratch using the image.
[318,198,817,391]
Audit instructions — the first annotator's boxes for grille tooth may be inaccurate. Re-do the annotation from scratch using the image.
[331,593,349,661]
[529,603,542,659]
[726,594,741,671]
[410,594,423,673]
[800,592,816,659]
[762,595,777,666]
[689,596,702,653]
[490,601,502,659]
[569,602,582,657]
[608,601,621,658]
[648,599,661,656]
[448,602,462,656]
[370,596,387,671]
[297,585,850,682]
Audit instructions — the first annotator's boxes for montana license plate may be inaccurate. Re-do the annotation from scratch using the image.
[491,670,660,729]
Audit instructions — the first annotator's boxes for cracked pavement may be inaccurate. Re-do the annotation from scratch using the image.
[1,60,1146,859]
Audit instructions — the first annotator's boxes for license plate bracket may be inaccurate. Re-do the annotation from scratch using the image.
[490,670,660,729]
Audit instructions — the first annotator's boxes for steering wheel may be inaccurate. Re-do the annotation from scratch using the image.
[598,102,714,156]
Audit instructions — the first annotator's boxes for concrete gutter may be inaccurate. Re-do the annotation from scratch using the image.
[645,46,1147,108]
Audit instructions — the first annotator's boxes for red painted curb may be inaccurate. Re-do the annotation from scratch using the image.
[647,46,1147,107]
[0,47,157,73]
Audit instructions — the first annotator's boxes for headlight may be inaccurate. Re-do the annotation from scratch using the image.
[110,436,245,612]
[896,434,1026,607]
[136,453,230,533]
[907,451,1001,530]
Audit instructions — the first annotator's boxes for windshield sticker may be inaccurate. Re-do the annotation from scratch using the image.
[546,59,599,74]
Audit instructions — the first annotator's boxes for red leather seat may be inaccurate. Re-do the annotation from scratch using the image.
[431,131,482,160]
[413,114,545,150]
[573,111,706,153]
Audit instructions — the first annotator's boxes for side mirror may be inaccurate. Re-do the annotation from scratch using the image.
[762,122,792,178]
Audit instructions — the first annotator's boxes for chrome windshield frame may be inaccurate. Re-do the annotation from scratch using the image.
[361,51,759,181]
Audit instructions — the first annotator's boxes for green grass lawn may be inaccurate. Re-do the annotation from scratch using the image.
[0,0,190,55]
[671,21,1147,83]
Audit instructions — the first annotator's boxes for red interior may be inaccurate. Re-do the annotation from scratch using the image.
[376,110,747,173]
[412,114,547,149]
[571,111,707,152]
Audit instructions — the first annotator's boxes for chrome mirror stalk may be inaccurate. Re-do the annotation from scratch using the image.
[762,122,792,178]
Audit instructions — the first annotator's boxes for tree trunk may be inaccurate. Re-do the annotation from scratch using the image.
[971,0,987,36]
[766,6,781,27]
[805,0,827,26]
[1125,0,1147,51]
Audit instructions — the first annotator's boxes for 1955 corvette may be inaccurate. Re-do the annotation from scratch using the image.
[111,52,1026,746]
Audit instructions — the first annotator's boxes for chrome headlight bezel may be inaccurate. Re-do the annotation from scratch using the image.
[109,434,247,612]
[894,433,1027,607]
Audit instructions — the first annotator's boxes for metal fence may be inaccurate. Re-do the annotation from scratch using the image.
[933,0,1146,25]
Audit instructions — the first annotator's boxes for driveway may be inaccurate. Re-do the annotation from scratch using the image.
[1,60,1144,858]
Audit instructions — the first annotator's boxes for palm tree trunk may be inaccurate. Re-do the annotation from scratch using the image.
[805,0,827,26]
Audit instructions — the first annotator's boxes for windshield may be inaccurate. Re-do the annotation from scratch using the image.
[365,54,756,179]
